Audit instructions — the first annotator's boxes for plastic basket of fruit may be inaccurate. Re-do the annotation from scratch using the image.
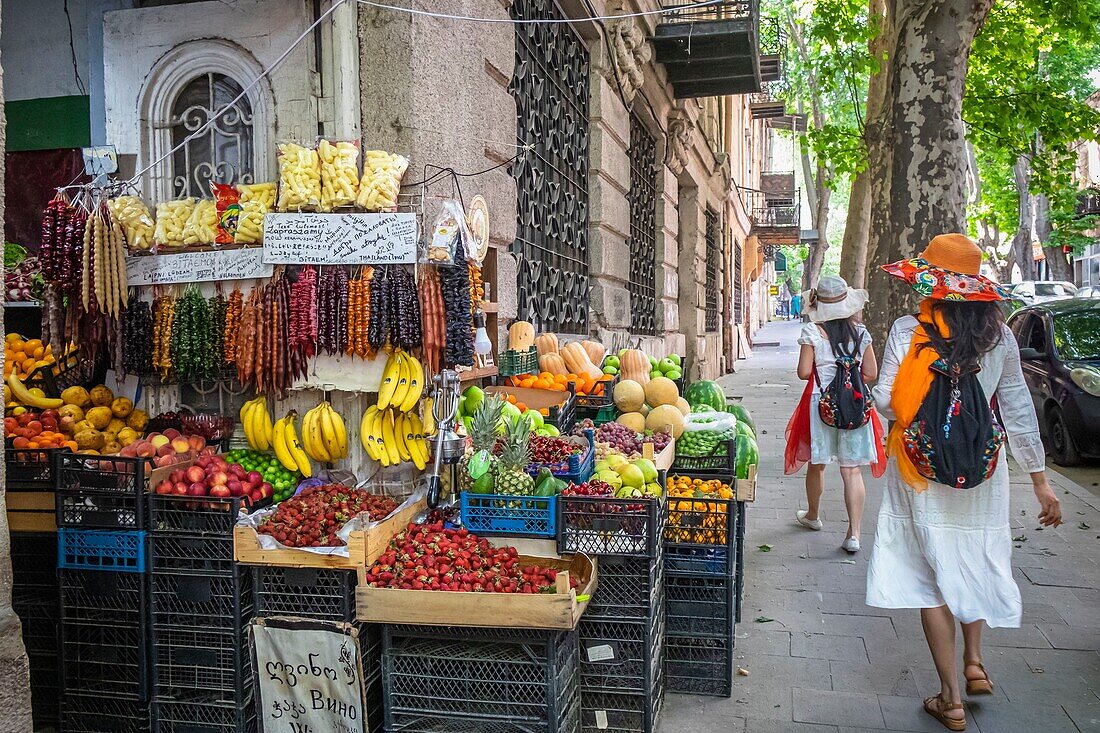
[571,373,617,410]
[5,444,70,490]
[179,413,235,445]
[524,431,595,484]
[671,438,736,477]
[460,493,557,538]
[663,475,736,549]
[577,403,617,425]
[25,347,96,396]
[557,479,666,558]
[499,347,539,377]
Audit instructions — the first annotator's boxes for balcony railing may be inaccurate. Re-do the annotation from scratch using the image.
[737,185,801,243]
[653,0,766,98]
[1077,189,1100,217]
[661,0,755,22]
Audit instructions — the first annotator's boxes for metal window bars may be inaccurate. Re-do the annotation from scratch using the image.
[705,209,720,333]
[628,114,659,335]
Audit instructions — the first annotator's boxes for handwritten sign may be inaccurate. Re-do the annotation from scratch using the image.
[126,247,272,286]
[252,618,366,733]
[262,212,418,265]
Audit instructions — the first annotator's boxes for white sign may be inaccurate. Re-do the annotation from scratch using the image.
[262,212,418,265]
[252,618,366,733]
[126,247,273,286]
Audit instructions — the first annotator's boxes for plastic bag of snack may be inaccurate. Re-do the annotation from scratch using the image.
[182,199,218,245]
[153,198,196,249]
[422,198,471,265]
[356,150,409,212]
[211,183,241,244]
[237,181,277,210]
[318,139,360,212]
[107,195,155,252]
[235,200,267,245]
[276,142,322,211]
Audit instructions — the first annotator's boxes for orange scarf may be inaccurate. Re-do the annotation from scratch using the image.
[887,298,946,492]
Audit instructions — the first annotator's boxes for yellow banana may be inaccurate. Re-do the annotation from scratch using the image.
[406,411,430,468]
[284,413,313,478]
[272,416,298,472]
[319,403,345,459]
[403,411,427,470]
[389,351,411,413]
[393,411,412,462]
[420,397,436,436]
[360,405,381,462]
[327,404,348,458]
[240,398,259,449]
[381,409,401,465]
[374,408,391,466]
[377,351,402,409]
[399,352,424,413]
[251,399,273,452]
[302,406,331,462]
[6,373,63,409]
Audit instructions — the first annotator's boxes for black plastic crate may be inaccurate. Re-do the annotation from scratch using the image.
[149,494,250,536]
[665,634,733,697]
[580,678,664,733]
[383,625,579,733]
[151,569,252,629]
[558,496,665,558]
[6,446,67,490]
[578,616,664,693]
[571,374,617,411]
[252,565,356,622]
[670,439,736,479]
[665,573,735,638]
[153,625,252,696]
[10,531,59,612]
[56,453,149,529]
[61,693,149,733]
[60,620,149,701]
[60,568,147,626]
[21,612,60,657]
[584,554,663,622]
[154,694,256,733]
[29,659,61,729]
[663,544,733,576]
[664,491,737,572]
[150,533,236,575]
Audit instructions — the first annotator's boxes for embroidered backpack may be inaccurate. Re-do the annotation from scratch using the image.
[814,338,873,431]
[902,359,1006,489]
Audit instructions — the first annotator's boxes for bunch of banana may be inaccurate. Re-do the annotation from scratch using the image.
[359,406,430,470]
[6,372,63,409]
[272,411,312,478]
[240,395,274,451]
[376,349,425,413]
[301,402,348,463]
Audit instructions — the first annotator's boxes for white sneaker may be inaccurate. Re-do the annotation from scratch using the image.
[796,510,823,531]
[843,537,861,553]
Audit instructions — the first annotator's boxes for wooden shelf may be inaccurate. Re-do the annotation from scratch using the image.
[458,365,498,382]
[480,301,499,314]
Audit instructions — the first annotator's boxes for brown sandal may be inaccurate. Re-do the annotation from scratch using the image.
[964,661,993,696]
[924,695,966,731]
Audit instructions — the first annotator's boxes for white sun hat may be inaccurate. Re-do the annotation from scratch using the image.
[802,275,868,323]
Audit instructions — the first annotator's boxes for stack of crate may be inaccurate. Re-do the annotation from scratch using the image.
[663,471,739,697]
[10,532,60,729]
[558,491,667,732]
[55,452,152,732]
[149,494,255,732]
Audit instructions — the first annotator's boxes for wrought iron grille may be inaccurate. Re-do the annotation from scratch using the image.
[705,209,719,332]
[628,115,658,335]
[510,0,591,333]
[733,237,744,324]
[167,72,255,198]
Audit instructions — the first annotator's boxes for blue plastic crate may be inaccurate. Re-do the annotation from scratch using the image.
[58,529,147,573]
[460,493,557,538]
[525,429,595,485]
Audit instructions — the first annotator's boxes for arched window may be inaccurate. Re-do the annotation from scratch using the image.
[168,72,255,198]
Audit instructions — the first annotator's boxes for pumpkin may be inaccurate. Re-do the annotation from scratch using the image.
[581,340,605,367]
[535,333,559,358]
[560,342,603,380]
[619,349,652,386]
[539,353,568,376]
[509,321,535,351]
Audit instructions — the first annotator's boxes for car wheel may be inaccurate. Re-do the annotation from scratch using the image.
[1047,406,1081,467]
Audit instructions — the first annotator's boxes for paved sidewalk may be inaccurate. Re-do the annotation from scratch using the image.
[660,319,1100,733]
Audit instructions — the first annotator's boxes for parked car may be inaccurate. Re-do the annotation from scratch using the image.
[1007,299,1100,465]
[1008,280,1077,305]
[1075,285,1100,298]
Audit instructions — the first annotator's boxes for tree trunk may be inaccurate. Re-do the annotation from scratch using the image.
[803,172,832,292]
[1010,154,1036,281]
[839,0,888,290]
[0,27,34,732]
[863,0,995,345]
[1034,193,1073,281]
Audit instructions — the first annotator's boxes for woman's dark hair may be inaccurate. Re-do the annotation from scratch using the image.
[920,301,1005,367]
[821,316,863,358]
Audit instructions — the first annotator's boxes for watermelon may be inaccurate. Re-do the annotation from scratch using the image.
[735,420,756,441]
[734,434,758,480]
[725,402,755,433]
[684,380,726,412]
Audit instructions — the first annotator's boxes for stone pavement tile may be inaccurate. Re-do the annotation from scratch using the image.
[731,652,831,691]
[1021,565,1100,590]
[878,695,961,733]
[791,633,869,663]
[1020,602,1069,625]
[1062,698,1100,732]
[818,613,897,639]
[967,698,1080,733]
[828,659,920,697]
[658,695,746,732]
[791,687,884,728]
[743,720,840,733]
[997,648,1100,703]
[981,623,1054,649]
[907,658,1013,704]
[1058,601,1100,629]
[737,628,793,656]
[729,679,794,720]
[1037,623,1100,650]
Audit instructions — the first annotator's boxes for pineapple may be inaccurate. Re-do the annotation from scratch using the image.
[495,413,535,496]
[459,395,505,493]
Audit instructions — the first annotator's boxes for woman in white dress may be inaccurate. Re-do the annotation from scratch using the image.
[866,234,1063,731]
[788,276,880,552]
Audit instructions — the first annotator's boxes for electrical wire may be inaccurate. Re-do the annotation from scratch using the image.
[354,0,725,24]
[63,0,87,96]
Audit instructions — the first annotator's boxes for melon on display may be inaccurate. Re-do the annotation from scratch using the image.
[675,397,691,416]
[735,434,758,479]
[684,380,726,412]
[614,380,646,413]
[645,404,685,438]
[643,377,679,408]
[616,412,646,432]
[725,402,756,433]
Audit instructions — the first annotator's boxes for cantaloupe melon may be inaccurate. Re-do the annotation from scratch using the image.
[645,404,685,438]
[616,412,646,432]
[644,377,678,408]
[613,380,646,413]
[675,397,691,416]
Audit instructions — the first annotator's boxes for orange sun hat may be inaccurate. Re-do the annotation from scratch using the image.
[881,233,1010,301]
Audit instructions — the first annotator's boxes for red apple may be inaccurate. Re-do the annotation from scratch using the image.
[173,481,189,495]
[155,479,174,495]
[209,485,231,498]
[196,455,211,469]
[199,446,217,458]
[163,428,181,440]
[169,469,184,484]
[40,417,58,432]
[187,482,207,497]
[211,471,228,487]
[120,444,138,458]
[247,471,263,488]
[227,478,243,495]
[185,466,205,484]
[249,489,262,502]
[259,482,273,498]
[17,413,34,426]
[228,464,246,479]
[41,408,59,421]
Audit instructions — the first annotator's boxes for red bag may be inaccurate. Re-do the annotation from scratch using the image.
[211,183,241,244]
[786,378,888,477]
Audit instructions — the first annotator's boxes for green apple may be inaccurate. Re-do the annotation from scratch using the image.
[615,486,643,499]
[462,386,485,414]
[603,365,619,375]
[668,353,682,366]
[619,348,628,357]
[604,355,620,368]
[597,470,623,489]
[616,463,645,489]
[657,357,677,374]
[647,355,658,367]
[665,369,682,380]
[650,370,661,379]
[632,458,658,483]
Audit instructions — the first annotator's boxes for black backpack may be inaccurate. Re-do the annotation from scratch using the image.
[814,335,872,431]
[901,359,1006,489]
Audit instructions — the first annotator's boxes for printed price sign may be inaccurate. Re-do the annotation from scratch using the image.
[251,618,367,733]
[262,212,418,265]
[125,247,272,286]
